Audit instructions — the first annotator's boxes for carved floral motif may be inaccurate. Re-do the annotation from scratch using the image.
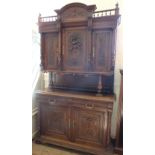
[69,33,82,52]
[79,115,98,139]
[68,32,83,66]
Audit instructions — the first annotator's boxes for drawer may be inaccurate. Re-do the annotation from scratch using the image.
[36,94,113,111]
[37,95,70,106]
[70,99,112,112]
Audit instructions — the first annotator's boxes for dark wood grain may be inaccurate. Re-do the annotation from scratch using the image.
[36,90,114,155]
[36,2,121,155]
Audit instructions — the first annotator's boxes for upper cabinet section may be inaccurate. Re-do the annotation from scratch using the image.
[38,3,120,74]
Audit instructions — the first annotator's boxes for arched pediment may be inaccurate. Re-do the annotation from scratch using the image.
[55,3,96,22]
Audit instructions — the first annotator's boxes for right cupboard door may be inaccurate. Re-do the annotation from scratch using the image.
[71,107,107,147]
[93,30,113,72]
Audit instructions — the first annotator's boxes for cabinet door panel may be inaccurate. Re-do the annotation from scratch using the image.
[93,30,113,72]
[43,32,59,70]
[63,27,87,72]
[40,103,69,140]
[71,108,106,146]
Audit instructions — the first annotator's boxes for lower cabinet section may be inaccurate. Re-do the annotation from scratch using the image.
[36,91,114,155]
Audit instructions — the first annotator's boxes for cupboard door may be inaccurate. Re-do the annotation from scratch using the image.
[42,32,59,70]
[71,107,106,147]
[93,30,113,72]
[40,103,70,140]
[62,27,87,72]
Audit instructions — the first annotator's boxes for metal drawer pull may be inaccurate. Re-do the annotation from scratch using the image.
[85,103,94,109]
[49,99,55,105]
[73,120,75,128]
[69,119,70,129]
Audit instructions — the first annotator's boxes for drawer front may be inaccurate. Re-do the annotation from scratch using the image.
[70,99,112,112]
[37,95,71,107]
[36,94,113,111]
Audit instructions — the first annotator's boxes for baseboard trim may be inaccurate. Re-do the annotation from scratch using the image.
[32,108,39,116]
[32,130,39,139]
[32,107,39,139]
[114,147,123,155]
[110,137,123,155]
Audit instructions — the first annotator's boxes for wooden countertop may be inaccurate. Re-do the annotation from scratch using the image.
[35,89,115,103]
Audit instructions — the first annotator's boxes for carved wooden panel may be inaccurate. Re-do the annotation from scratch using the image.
[44,32,59,70]
[71,107,106,146]
[63,27,87,71]
[40,103,69,140]
[61,7,88,22]
[93,30,113,72]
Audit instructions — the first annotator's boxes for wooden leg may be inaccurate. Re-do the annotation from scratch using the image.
[34,138,42,144]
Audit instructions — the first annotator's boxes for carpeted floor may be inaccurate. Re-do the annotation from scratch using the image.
[32,143,118,155]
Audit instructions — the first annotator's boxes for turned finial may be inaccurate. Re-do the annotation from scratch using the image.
[115,3,119,15]
[38,13,41,23]
[116,3,119,8]
[38,13,41,18]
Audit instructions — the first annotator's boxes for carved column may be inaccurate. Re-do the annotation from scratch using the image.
[96,74,103,96]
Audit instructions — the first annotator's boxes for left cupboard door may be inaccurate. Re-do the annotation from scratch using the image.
[41,32,60,71]
[40,101,70,141]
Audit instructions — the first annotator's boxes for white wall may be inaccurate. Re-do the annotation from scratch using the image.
[32,0,123,139]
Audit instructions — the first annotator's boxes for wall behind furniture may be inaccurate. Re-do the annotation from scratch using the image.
[32,0,123,139]
[32,23,45,138]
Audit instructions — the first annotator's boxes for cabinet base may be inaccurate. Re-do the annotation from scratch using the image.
[114,147,123,155]
[34,135,112,155]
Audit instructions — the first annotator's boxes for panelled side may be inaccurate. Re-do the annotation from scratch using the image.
[42,32,59,71]
[93,30,113,72]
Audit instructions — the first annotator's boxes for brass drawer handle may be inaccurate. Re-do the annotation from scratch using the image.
[73,120,75,128]
[85,103,94,109]
[48,99,55,105]
[69,119,70,129]
[93,47,95,58]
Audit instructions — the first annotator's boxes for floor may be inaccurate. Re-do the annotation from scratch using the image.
[32,142,118,155]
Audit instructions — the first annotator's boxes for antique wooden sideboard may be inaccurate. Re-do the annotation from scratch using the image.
[35,2,120,155]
